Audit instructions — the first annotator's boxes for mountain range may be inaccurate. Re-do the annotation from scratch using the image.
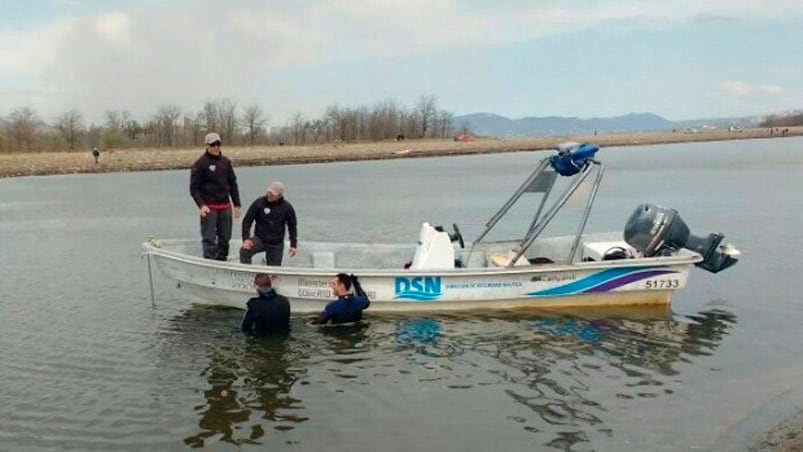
[451,112,762,137]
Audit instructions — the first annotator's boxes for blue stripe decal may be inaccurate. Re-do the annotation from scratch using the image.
[585,270,675,292]
[528,266,673,297]
[395,292,439,301]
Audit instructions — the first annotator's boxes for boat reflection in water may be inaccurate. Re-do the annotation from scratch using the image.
[159,307,310,448]
[386,306,736,451]
[159,305,735,450]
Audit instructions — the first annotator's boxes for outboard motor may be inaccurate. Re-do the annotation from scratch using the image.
[623,204,740,273]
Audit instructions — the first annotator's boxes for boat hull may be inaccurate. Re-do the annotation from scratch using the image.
[145,239,696,313]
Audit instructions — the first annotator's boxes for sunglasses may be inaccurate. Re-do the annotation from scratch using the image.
[209,141,221,147]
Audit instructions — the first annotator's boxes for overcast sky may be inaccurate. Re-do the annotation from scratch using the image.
[2,0,802,125]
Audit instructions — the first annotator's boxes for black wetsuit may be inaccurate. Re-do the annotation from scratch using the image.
[241,288,291,333]
[313,295,370,325]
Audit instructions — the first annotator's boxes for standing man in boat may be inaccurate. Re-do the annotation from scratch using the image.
[312,273,370,325]
[190,132,242,261]
[241,273,291,333]
[240,181,298,266]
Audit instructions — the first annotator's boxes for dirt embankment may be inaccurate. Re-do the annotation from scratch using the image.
[751,410,803,452]
[1,127,801,178]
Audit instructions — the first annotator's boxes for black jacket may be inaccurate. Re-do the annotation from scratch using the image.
[241,288,291,333]
[242,196,298,247]
[190,151,241,208]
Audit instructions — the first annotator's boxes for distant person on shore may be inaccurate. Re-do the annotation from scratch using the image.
[92,147,100,164]
[312,273,370,325]
[241,273,290,333]
[240,181,297,266]
[190,132,242,261]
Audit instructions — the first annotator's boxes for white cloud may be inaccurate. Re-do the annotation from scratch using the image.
[758,84,783,94]
[0,17,75,75]
[0,0,801,121]
[721,81,783,96]
[94,12,132,45]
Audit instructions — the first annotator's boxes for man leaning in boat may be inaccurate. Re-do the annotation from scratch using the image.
[312,273,370,325]
[240,181,298,266]
[189,132,242,261]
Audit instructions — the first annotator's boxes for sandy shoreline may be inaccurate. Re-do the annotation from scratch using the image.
[1,127,801,179]
[752,410,803,452]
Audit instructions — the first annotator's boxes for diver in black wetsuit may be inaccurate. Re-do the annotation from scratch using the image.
[312,273,370,325]
[241,273,291,333]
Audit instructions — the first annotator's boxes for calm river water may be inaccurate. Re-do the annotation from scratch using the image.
[1,138,802,451]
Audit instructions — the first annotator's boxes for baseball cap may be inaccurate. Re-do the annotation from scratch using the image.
[267,181,285,195]
[205,132,221,145]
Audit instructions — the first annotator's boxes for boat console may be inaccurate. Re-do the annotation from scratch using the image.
[409,223,461,270]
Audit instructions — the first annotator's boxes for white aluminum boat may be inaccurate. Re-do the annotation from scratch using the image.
[143,143,740,313]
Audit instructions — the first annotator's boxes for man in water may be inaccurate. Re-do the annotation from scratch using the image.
[189,132,242,260]
[240,181,297,266]
[312,273,370,325]
[241,273,291,333]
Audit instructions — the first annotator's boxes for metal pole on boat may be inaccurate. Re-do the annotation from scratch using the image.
[568,161,604,263]
[525,171,558,237]
[146,253,156,307]
[467,158,550,265]
[473,158,550,244]
[509,163,595,265]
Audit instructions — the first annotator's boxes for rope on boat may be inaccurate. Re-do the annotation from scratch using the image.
[143,236,157,307]
[146,253,156,307]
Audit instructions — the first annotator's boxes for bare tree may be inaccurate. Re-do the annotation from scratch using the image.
[152,105,182,146]
[218,99,238,142]
[101,110,128,148]
[180,113,202,146]
[198,101,220,133]
[324,105,342,142]
[8,107,41,151]
[290,111,306,145]
[121,111,142,141]
[436,109,453,138]
[197,99,238,142]
[309,118,327,143]
[56,110,85,150]
[241,105,266,145]
[104,111,122,130]
[368,100,401,140]
[416,94,438,138]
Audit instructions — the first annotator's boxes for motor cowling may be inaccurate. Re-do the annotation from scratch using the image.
[623,204,740,273]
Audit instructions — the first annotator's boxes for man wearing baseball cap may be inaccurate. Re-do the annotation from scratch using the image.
[240,181,298,266]
[189,132,242,260]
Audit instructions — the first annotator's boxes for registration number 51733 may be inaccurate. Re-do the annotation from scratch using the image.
[645,279,680,289]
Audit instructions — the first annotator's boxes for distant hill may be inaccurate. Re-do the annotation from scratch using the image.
[452,112,762,137]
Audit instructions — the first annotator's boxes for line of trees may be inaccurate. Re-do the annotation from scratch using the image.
[0,94,463,152]
[760,112,803,128]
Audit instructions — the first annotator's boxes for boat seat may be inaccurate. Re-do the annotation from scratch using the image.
[487,250,530,267]
[312,251,336,268]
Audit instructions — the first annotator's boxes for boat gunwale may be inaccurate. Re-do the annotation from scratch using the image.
[143,238,703,277]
